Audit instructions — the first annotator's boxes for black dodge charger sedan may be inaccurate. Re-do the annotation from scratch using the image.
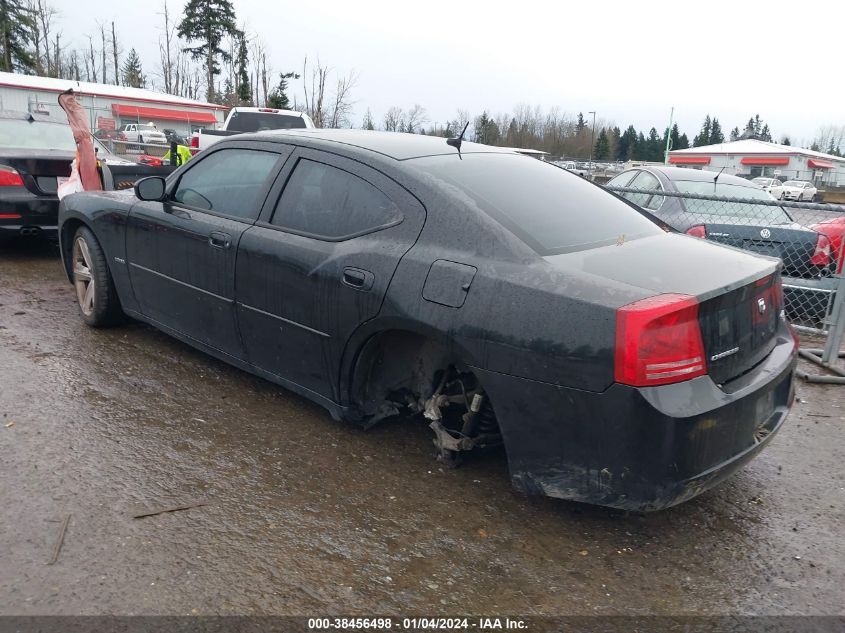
[58,130,797,511]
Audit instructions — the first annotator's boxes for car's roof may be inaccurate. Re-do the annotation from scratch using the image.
[640,165,756,187]
[233,128,515,161]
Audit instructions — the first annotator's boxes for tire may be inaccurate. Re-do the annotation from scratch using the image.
[71,226,124,327]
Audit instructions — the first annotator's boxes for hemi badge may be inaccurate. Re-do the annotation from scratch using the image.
[114,257,126,264]
[711,346,740,361]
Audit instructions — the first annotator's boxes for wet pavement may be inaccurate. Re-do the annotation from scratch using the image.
[0,238,843,616]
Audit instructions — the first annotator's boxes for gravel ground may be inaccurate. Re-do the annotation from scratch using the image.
[0,239,843,617]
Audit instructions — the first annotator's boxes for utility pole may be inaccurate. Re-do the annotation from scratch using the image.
[664,106,674,165]
[588,111,596,179]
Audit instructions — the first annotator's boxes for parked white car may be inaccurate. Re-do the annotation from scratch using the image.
[119,123,168,146]
[751,177,786,199]
[781,180,818,202]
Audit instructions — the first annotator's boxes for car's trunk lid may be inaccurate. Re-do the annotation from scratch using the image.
[1,150,73,196]
[545,232,782,385]
[703,221,820,278]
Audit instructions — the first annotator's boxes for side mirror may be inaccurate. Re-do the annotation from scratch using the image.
[134,176,167,201]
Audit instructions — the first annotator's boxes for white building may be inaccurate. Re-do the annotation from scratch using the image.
[0,72,225,137]
[668,139,845,187]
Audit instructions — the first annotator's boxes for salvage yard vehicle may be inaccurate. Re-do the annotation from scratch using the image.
[0,110,134,239]
[607,166,836,321]
[781,180,818,202]
[119,123,168,147]
[191,106,316,152]
[751,176,785,199]
[58,130,797,511]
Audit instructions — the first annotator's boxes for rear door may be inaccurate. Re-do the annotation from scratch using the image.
[236,147,425,400]
[126,144,287,358]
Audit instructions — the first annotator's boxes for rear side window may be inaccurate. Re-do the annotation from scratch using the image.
[412,153,663,255]
[172,148,279,220]
[628,171,664,210]
[227,112,307,132]
[606,171,637,188]
[270,159,402,239]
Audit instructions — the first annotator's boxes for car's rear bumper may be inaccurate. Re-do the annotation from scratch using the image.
[0,193,59,237]
[474,330,796,511]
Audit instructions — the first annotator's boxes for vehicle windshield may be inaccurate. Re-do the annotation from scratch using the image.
[411,153,664,255]
[673,180,792,222]
[226,112,307,132]
[752,177,772,186]
[783,181,804,187]
[0,118,77,151]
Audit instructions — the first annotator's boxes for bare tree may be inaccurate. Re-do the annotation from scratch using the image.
[327,70,357,128]
[404,104,427,134]
[99,23,107,83]
[111,21,120,85]
[302,56,329,128]
[157,0,175,93]
[383,106,403,132]
[87,36,98,82]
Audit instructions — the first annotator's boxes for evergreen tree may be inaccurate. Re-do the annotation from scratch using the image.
[121,48,145,88]
[575,112,585,133]
[709,118,724,144]
[0,0,36,73]
[617,125,638,161]
[729,127,740,142]
[236,33,251,104]
[177,0,239,102]
[781,136,791,146]
[362,109,375,131]
[668,123,682,152]
[677,133,690,149]
[693,115,712,147]
[636,131,646,159]
[266,71,298,109]
[759,124,772,142]
[594,128,610,160]
[646,127,662,161]
[473,111,499,145]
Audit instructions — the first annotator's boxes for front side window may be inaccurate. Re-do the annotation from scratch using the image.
[270,159,402,239]
[172,148,279,220]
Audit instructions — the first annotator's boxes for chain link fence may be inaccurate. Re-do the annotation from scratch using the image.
[604,183,845,381]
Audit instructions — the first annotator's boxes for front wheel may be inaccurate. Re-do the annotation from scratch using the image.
[72,226,124,327]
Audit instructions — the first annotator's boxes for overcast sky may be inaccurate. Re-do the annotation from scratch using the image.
[48,0,843,144]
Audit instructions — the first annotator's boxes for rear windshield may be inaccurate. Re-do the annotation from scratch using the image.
[227,112,307,132]
[411,153,663,255]
[0,119,76,151]
[674,180,792,222]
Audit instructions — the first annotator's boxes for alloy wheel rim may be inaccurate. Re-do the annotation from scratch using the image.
[73,237,95,316]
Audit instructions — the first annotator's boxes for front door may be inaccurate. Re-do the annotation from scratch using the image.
[126,144,285,358]
[236,147,425,400]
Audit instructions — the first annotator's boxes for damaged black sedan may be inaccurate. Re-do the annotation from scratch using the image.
[58,130,797,511]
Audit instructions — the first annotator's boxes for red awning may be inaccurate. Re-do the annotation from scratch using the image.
[669,155,711,165]
[740,156,790,166]
[808,158,833,169]
[111,104,217,124]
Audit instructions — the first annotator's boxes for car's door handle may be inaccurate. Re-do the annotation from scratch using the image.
[209,231,231,249]
[342,267,374,291]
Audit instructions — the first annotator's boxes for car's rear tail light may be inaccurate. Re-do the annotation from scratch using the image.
[259,108,279,113]
[190,135,199,148]
[810,233,832,266]
[615,293,707,387]
[0,165,24,187]
[0,213,22,219]
[685,225,706,238]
